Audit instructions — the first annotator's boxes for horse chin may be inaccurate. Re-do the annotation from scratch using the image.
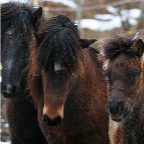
[110,113,125,122]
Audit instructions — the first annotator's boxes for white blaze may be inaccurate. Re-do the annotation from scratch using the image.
[54,63,62,72]
[103,59,110,70]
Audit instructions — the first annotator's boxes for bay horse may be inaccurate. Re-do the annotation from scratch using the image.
[1,2,47,144]
[28,15,109,144]
[100,33,144,144]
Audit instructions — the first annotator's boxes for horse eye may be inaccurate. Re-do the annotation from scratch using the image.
[129,68,139,78]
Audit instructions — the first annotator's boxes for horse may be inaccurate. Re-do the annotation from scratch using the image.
[1,2,47,144]
[100,33,144,144]
[28,15,109,144]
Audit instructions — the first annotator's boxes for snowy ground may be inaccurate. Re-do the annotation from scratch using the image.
[0,142,10,144]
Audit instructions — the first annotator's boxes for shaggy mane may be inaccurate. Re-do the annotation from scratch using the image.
[36,15,81,73]
[1,2,37,42]
[103,34,143,60]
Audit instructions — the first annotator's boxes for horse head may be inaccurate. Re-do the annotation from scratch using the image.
[101,33,144,122]
[28,15,97,126]
[1,2,42,98]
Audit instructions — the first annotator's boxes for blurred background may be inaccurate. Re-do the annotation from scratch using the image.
[0,0,144,143]
[1,0,144,38]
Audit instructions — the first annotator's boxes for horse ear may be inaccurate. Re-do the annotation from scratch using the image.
[136,39,144,56]
[79,39,97,48]
[131,39,144,57]
[33,7,42,22]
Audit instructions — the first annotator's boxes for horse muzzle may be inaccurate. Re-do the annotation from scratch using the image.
[43,114,62,126]
[106,99,128,122]
[1,84,16,98]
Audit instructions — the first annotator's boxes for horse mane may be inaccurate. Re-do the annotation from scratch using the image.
[1,2,37,42]
[36,15,81,73]
[102,33,144,60]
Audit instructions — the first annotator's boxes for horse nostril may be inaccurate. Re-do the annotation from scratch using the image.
[43,114,62,126]
[118,105,124,114]
[1,84,16,97]
[6,85,16,93]
[43,114,49,123]
[2,84,16,94]
[107,100,125,115]
[53,115,62,126]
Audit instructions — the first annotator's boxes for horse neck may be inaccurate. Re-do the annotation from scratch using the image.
[77,49,95,78]
[131,53,144,120]
[138,53,144,95]
[77,49,105,86]
[141,53,144,87]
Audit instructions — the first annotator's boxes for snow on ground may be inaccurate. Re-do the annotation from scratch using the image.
[0,142,10,144]
[80,17,121,31]
[45,0,77,8]
[106,5,119,13]
[82,8,141,31]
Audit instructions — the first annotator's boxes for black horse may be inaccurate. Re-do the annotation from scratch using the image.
[1,2,47,144]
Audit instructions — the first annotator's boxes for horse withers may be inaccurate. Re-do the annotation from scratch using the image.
[1,2,47,144]
[28,15,109,144]
[100,33,144,144]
